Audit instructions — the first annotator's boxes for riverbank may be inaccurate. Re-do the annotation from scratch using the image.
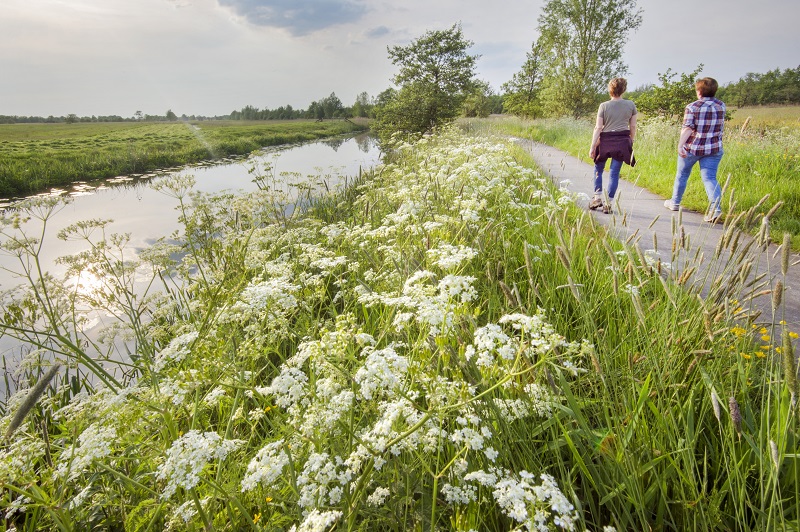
[0,119,367,197]
[2,127,796,530]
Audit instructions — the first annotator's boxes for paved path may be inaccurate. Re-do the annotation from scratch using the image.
[516,139,800,333]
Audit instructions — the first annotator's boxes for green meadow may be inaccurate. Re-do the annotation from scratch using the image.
[479,107,800,248]
[0,120,367,198]
[1,128,797,530]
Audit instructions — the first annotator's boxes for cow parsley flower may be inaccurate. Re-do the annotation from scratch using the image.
[56,424,117,479]
[288,509,343,532]
[241,440,290,492]
[157,431,243,499]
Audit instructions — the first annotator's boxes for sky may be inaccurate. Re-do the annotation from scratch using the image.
[1,0,798,118]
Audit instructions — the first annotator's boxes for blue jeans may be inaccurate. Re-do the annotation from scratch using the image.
[594,158,622,199]
[671,151,723,211]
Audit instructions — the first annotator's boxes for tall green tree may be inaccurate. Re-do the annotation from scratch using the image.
[374,23,479,140]
[502,40,548,118]
[633,64,704,120]
[537,0,642,117]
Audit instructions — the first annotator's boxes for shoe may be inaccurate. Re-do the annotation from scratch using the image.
[704,211,722,223]
[664,199,680,211]
[602,201,612,214]
[588,196,603,210]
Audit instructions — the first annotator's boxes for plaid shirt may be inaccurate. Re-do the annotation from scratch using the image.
[683,97,725,156]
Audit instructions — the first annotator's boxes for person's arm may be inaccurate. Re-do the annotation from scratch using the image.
[589,110,604,159]
[677,126,693,157]
[629,113,637,142]
[677,105,696,157]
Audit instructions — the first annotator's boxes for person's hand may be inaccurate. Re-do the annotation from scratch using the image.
[678,145,688,158]
[589,147,596,159]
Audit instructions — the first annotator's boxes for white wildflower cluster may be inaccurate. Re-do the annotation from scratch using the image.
[297,452,352,508]
[445,468,578,531]
[153,330,199,371]
[367,486,391,506]
[237,277,299,314]
[241,439,290,492]
[493,383,559,421]
[156,430,243,499]
[203,386,227,407]
[426,243,477,270]
[354,345,409,400]
[464,311,585,375]
[288,509,343,532]
[0,437,46,483]
[56,423,117,479]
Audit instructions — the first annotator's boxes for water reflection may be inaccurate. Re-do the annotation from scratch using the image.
[0,133,382,394]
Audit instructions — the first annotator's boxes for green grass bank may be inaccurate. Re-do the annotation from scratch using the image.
[0,119,367,198]
[472,108,800,248]
[1,128,797,530]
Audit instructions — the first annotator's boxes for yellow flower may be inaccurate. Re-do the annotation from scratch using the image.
[740,352,752,360]
[761,335,771,342]
[253,513,262,525]
[266,497,273,503]
[760,345,771,350]
[776,347,783,354]
[759,327,768,334]
[790,331,799,339]
[730,326,746,336]
[756,351,767,358]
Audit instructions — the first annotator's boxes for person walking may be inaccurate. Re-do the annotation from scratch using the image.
[664,77,726,223]
[588,77,637,214]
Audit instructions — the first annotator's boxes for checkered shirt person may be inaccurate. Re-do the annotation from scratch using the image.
[683,97,725,156]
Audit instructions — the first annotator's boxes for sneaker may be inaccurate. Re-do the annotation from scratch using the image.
[704,211,722,223]
[588,196,603,210]
[664,199,680,211]
[602,201,612,214]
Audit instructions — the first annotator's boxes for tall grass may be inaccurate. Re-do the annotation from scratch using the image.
[475,113,800,248]
[0,120,366,198]
[0,128,797,530]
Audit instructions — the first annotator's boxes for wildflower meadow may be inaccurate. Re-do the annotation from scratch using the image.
[1,128,798,530]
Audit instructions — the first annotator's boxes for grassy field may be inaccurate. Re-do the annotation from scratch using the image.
[477,106,800,248]
[1,128,796,530]
[0,120,367,198]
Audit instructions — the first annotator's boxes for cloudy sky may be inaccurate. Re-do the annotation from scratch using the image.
[2,0,798,118]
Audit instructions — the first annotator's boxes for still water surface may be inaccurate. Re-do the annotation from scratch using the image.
[0,133,382,381]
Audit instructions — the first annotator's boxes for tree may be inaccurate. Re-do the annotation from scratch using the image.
[633,65,704,120]
[374,23,479,140]
[166,109,178,121]
[65,113,78,124]
[537,0,643,117]
[462,80,494,118]
[502,40,548,118]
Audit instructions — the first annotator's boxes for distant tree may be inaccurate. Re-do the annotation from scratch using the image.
[65,113,78,124]
[462,80,494,118]
[502,40,548,118]
[166,109,178,121]
[374,23,479,140]
[134,110,143,121]
[352,91,374,118]
[633,65,703,120]
[537,0,643,117]
[718,66,800,106]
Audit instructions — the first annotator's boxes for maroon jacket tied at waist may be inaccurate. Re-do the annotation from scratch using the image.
[594,130,636,167]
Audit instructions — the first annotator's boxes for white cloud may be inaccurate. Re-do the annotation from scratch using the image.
[0,0,798,117]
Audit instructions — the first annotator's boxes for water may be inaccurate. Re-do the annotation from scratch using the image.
[0,132,382,392]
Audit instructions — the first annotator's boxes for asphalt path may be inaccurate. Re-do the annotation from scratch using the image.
[516,138,800,334]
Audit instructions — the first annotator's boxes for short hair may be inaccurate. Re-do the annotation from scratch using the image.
[608,78,627,97]
[695,77,719,97]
